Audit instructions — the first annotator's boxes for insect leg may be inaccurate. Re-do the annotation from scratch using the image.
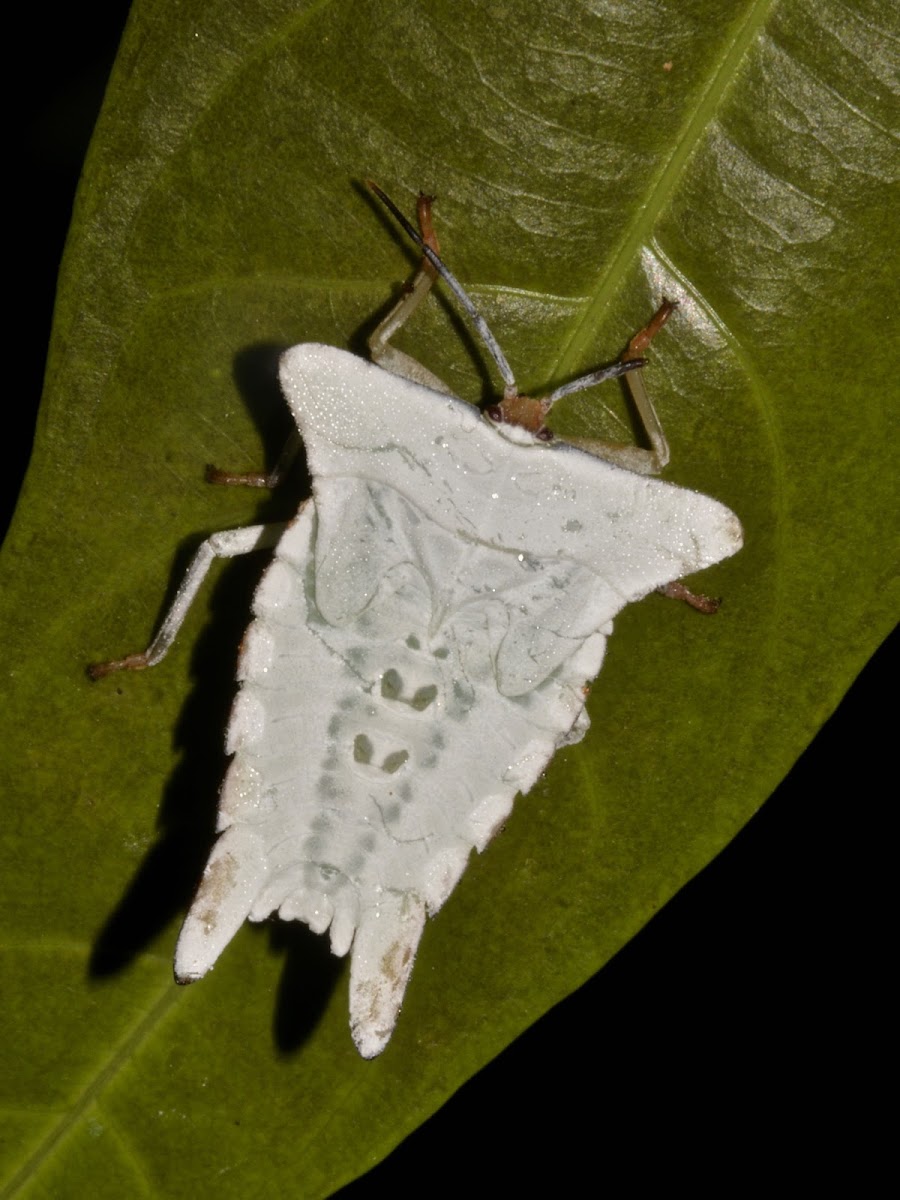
[88,522,289,678]
[561,301,676,475]
[205,431,303,490]
[618,300,676,472]
[368,192,457,395]
[368,181,518,398]
[657,579,722,614]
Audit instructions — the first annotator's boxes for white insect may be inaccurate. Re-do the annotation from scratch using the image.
[91,186,742,1057]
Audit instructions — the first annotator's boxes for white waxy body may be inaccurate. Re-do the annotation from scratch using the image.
[174,343,742,1058]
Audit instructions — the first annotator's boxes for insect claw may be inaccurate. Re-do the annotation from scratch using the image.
[87,653,150,680]
[657,580,722,614]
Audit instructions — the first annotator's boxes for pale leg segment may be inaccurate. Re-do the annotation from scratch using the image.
[367,264,456,396]
[367,192,457,397]
[563,300,676,475]
[89,522,289,678]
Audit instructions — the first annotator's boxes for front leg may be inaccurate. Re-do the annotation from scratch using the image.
[367,193,456,396]
[562,300,676,475]
[88,521,289,678]
[205,431,304,490]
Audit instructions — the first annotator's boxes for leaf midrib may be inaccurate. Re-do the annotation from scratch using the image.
[551,0,780,378]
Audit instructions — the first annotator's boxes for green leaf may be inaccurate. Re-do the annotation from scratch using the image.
[3,0,896,1195]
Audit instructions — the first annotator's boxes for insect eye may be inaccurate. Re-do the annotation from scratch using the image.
[486,405,503,423]
[537,427,554,442]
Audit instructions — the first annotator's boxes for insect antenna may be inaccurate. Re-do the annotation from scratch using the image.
[545,359,645,407]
